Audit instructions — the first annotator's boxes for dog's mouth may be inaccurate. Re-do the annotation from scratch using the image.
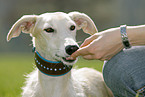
[55,54,77,65]
[61,57,77,65]
[62,57,75,63]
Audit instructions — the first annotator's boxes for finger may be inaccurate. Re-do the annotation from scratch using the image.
[80,34,99,48]
[83,55,94,60]
[84,54,111,61]
[99,58,108,61]
[67,47,90,60]
[83,55,109,61]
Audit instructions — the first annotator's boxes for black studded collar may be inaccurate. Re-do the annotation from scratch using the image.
[35,51,72,77]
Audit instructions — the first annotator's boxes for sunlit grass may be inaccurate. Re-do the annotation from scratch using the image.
[0,53,34,97]
[0,53,103,97]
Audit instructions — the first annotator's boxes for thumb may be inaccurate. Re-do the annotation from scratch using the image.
[66,46,90,60]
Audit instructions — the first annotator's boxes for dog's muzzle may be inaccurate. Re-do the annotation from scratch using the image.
[65,45,79,55]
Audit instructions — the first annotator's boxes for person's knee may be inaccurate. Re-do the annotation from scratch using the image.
[103,46,145,97]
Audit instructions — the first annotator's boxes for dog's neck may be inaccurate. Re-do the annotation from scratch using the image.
[38,71,76,97]
[33,50,75,96]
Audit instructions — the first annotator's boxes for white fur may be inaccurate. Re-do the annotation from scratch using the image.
[7,12,113,97]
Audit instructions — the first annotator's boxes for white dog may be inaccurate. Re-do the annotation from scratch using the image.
[7,12,113,97]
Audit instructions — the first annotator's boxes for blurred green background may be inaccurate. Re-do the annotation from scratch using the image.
[1,0,145,96]
[0,53,103,97]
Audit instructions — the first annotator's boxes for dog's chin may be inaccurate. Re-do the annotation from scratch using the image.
[61,57,78,66]
[54,54,77,65]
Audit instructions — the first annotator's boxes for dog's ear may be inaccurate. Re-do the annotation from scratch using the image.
[7,15,37,41]
[69,12,98,35]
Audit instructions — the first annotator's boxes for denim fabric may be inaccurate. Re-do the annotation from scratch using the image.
[103,46,145,97]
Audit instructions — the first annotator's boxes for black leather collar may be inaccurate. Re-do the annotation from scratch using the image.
[35,51,72,77]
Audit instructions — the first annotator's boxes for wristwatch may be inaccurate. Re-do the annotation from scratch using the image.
[120,25,131,49]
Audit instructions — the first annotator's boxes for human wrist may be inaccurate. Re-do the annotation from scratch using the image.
[127,25,145,46]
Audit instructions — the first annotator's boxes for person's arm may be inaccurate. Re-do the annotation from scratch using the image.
[127,25,145,46]
[67,25,145,61]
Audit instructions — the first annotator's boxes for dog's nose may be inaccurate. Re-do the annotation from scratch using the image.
[65,45,79,55]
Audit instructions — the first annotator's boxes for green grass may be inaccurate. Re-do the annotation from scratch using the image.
[0,53,34,97]
[0,53,103,97]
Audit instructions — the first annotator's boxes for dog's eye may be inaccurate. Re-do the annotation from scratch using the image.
[44,28,54,33]
[70,25,76,31]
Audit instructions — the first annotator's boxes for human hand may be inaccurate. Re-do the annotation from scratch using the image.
[67,27,124,61]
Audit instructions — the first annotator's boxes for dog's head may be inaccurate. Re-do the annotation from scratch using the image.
[7,12,97,65]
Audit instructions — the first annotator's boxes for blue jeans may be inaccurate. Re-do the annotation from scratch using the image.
[103,46,145,97]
